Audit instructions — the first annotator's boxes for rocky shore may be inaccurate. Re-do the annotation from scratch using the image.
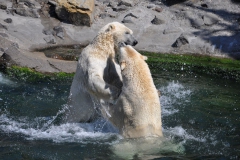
[0,0,240,73]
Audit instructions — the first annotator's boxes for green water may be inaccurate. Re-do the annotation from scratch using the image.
[0,69,239,159]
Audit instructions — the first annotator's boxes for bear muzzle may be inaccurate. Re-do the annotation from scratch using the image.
[133,40,138,46]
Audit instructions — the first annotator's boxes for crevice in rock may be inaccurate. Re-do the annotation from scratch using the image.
[48,60,61,72]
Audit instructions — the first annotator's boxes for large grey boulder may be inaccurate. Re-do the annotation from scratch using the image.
[55,0,95,26]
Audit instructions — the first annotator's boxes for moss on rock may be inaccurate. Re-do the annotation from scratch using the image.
[141,52,240,81]
[3,52,240,82]
[6,66,74,83]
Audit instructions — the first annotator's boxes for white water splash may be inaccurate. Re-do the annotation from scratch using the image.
[160,81,192,116]
[0,80,197,146]
[0,114,120,143]
[163,126,206,142]
[158,81,205,143]
[0,73,14,85]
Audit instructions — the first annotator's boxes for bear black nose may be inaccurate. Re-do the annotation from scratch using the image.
[133,40,138,46]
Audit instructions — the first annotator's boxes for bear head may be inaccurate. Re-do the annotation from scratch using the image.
[100,22,138,46]
[118,44,147,71]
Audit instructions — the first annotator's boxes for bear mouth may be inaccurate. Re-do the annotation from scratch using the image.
[124,40,138,46]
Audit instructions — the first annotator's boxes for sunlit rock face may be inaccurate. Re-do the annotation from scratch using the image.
[55,0,95,26]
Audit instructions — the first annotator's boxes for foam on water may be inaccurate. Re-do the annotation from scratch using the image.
[160,81,191,116]
[0,73,16,86]
[0,79,203,149]
[0,114,120,144]
[163,126,206,142]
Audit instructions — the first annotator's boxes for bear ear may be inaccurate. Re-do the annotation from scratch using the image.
[120,61,126,71]
[141,55,148,61]
[106,24,115,32]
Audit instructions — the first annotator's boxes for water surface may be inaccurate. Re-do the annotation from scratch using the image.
[0,70,239,159]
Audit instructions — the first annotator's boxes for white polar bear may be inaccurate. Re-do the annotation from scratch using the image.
[64,22,138,123]
[103,44,163,138]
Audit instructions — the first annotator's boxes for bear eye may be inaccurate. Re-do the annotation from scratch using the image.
[125,31,130,34]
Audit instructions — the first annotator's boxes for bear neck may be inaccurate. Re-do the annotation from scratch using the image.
[93,32,116,58]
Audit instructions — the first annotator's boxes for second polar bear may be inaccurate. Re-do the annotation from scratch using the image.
[64,22,138,123]
[104,44,163,138]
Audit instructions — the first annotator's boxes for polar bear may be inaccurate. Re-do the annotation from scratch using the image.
[63,22,138,123]
[104,44,163,138]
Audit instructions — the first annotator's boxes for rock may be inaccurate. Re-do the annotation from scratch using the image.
[44,35,56,44]
[0,23,7,30]
[122,16,134,24]
[19,0,40,8]
[232,0,240,3]
[12,42,19,49]
[42,29,53,35]
[0,35,76,73]
[55,0,95,26]
[163,27,181,34]
[147,4,155,9]
[109,11,118,18]
[99,13,108,19]
[0,48,4,57]
[15,3,40,18]
[203,14,219,26]
[99,12,117,19]
[154,7,163,13]
[0,2,7,10]
[189,15,204,28]
[112,6,128,12]
[4,18,12,23]
[0,33,8,38]
[172,34,189,48]
[53,26,64,39]
[201,3,208,8]
[122,13,138,23]
[0,0,239,72]
[124,13,138,18]
[39,2,51,17]
[106,1,118,8]
[118,0,134,7]
[184,11,217,29]
[48,0,58,6]
[151,16,164,25]
[163,0,187,6]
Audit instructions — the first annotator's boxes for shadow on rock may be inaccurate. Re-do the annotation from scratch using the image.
[161,0,188,6]
[231,0,240,4]
[184,4,240,59]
